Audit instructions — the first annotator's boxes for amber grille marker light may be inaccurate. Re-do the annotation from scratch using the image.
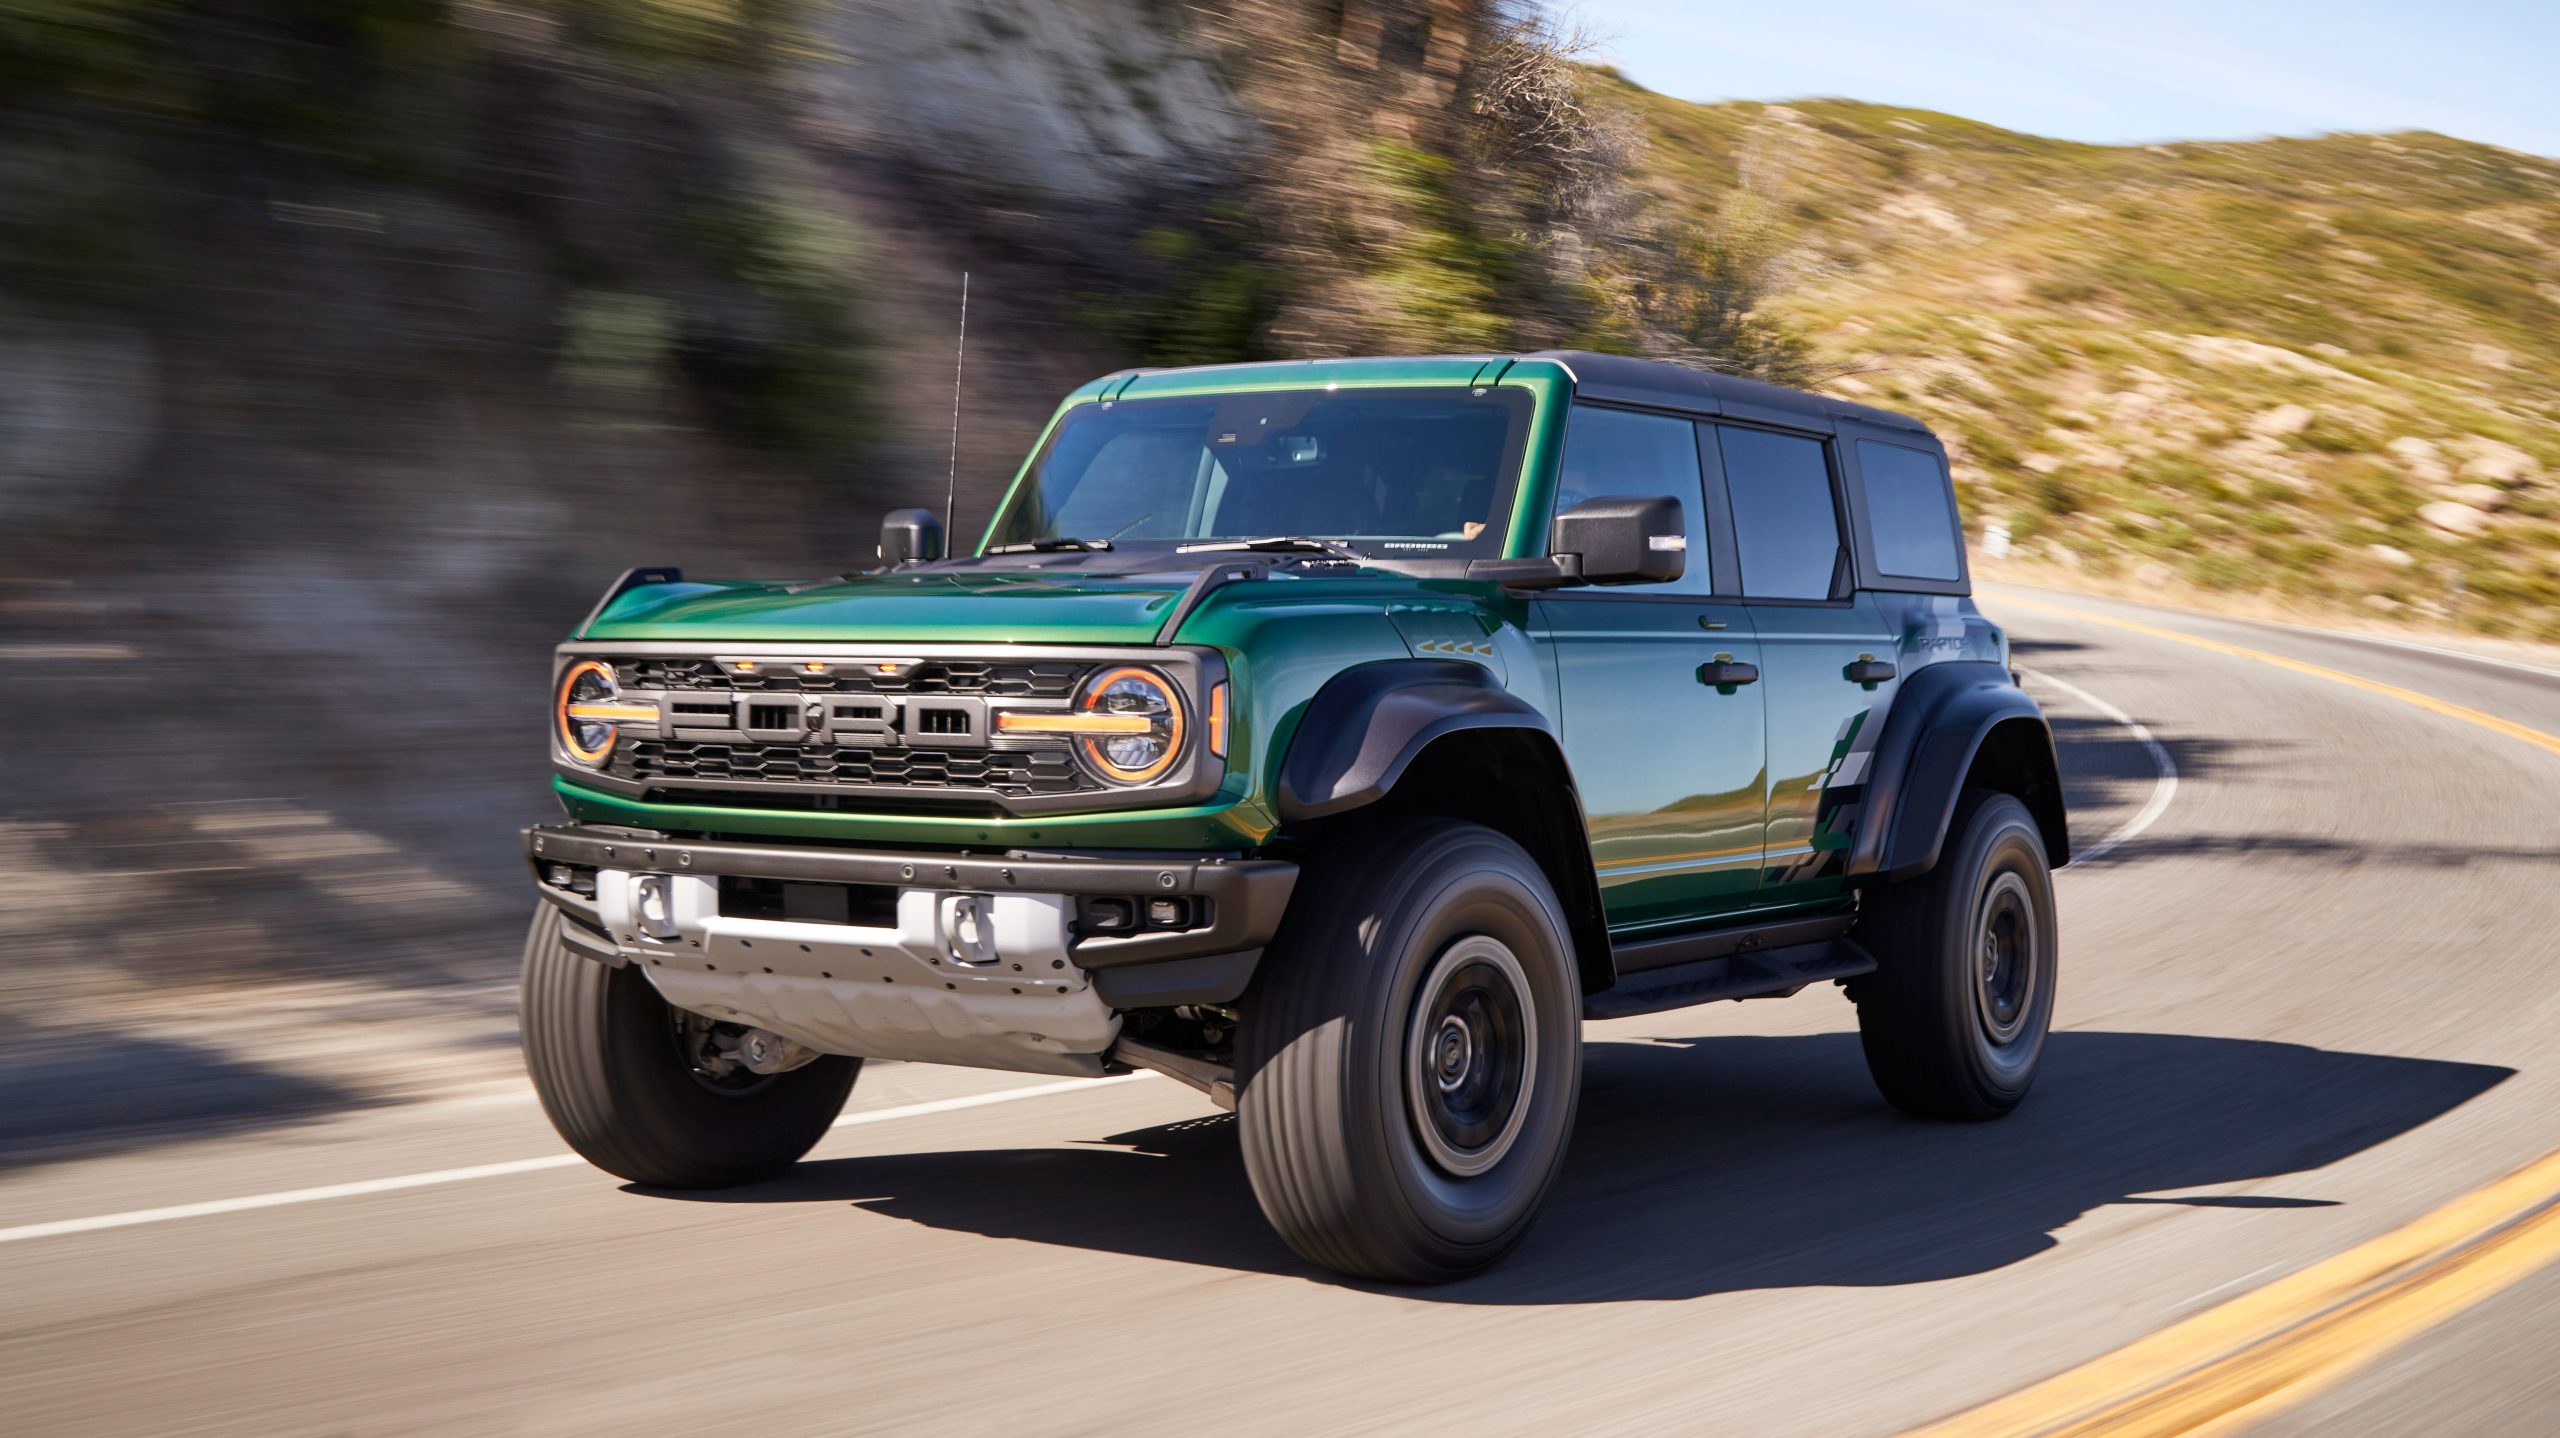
[565,703,658,722]
[994,712,1153,735]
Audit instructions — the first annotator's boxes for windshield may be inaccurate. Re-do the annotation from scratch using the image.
[987,387,1534,560]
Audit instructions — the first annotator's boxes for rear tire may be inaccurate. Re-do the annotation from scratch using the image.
[520,907,860,1187]
[1851,789,2057,1120]
[1235,819,1582,1283]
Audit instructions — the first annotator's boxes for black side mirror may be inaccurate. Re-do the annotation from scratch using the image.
[880,508,945,567]
[1550,495,1685,585]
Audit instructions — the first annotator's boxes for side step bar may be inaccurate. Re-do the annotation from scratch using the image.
[1586,914,1876,1021]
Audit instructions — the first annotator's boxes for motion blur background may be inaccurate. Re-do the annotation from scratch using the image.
[4,0,2557,1155]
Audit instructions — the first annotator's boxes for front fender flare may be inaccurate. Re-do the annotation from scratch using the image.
[1274,659,1555,823]
[1848,660,2071,882]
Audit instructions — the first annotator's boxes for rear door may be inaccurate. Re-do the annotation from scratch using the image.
[1538,404,1767,933]
[1712,423,1901,910]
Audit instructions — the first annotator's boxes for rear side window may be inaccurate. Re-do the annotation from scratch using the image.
[1859,441,1964,581]
[1717,427,1841,600]
[1553,404,1712,594]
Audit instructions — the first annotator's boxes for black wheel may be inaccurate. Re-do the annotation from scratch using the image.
[519,907,861,1187]
[1235,819,1582,1283]
[1851,788,2057,1120]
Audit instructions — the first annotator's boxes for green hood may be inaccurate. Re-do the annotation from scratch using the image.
[579,569,1198,645]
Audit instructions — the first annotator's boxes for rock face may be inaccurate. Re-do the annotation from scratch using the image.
[2173,333,2368,385]
[805,0,1252,225]
[2456,437,2538,486]
[2419,500,2491,536]
[0,306,156,533]
[2248,403,2315,437]
[2387,436,2452,486]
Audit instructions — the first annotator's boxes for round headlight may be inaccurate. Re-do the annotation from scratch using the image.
[1077,666,1185,784]
[556,659,620,766]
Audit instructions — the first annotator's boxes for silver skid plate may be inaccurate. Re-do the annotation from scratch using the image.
[594,871,1118,1076]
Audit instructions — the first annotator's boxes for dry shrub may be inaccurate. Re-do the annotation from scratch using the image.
[1167,0,1830,379]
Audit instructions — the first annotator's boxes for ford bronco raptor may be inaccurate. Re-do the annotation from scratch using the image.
[522,351,2068,1283]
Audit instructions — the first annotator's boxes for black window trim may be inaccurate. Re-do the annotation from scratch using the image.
[1710,416,1858,609]
[1840,429,1971,594]
[1536,397,1729,605]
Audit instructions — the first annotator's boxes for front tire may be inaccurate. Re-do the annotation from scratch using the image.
[520,907,861,1187]
[1851,789,2058,1120]
[1235,819,1582,1283]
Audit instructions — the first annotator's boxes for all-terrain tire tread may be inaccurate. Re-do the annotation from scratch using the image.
[1852,788,2052,1121]
[1236,818,1579,1282]
[519,907,859,1187]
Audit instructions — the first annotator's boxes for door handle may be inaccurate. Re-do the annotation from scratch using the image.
[1844,657,1897,685]
[1698,657,1759,688]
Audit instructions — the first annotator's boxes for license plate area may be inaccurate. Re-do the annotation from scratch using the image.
[717,875,900,927]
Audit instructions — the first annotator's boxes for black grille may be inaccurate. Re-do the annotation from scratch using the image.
[623,657,1084,697]
[610,740,1091,797]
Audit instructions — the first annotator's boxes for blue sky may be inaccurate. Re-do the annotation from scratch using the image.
[1584,0,2560,157]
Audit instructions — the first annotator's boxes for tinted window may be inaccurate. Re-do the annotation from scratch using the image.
[1859,441,1964,581]
[1553,405,1710,593]
[991,388,1531,559]
[1718,427,1842,601]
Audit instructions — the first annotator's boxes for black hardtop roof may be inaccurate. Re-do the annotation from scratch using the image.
[1106,350,1930,438]
[1526,350,1930,436]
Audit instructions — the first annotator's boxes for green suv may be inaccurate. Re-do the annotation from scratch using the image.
[522,351,2069,1282]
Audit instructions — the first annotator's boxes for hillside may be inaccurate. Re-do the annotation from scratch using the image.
[1606,81,2560,636]
[8,0,2558,1081]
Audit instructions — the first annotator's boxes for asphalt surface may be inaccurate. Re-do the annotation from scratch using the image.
[6,586,2559,1437]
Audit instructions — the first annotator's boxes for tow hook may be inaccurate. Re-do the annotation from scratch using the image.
[734,1028,820,1076]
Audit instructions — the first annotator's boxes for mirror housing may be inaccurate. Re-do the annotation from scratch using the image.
[879,508,945,567]
[1550,495,1685,586]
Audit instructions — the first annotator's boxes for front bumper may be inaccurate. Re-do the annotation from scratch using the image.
[523,825,1295,1074]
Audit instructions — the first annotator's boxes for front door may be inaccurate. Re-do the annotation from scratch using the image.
[1539,404,1768,934]
[1712,423,1900,909]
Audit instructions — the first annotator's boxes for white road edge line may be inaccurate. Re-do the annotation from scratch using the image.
[2018,666,2179,867]
[2257,620,2560,683]
[0,1071,1160,1247]
[1984,582,2560,684]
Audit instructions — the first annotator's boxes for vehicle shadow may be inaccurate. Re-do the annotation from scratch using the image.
[644,1030,2511,1301]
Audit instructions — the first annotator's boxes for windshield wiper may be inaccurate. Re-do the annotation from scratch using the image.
[987,514,1157,556]
[987,536,1114,554]
[1177,536,1367,563]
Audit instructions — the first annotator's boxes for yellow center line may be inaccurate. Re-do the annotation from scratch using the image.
[1908,594,2560,1436]
[1904,1148,2560,1437]
[1990,594,2560,760]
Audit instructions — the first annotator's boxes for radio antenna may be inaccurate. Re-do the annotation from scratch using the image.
[944,270,970,539]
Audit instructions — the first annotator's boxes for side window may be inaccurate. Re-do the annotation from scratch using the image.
[1858,440,1964,581]
[1718,426,1842,601]
[1553,404,1711,594]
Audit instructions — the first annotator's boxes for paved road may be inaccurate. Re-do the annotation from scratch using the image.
[5,587,2559,1437]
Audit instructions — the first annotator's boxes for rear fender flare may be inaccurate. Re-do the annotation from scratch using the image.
[1849,660,2071,882]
